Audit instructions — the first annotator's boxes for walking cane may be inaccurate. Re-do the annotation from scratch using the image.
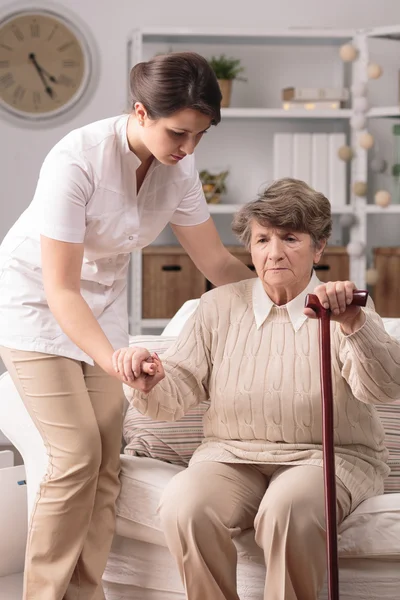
[304,290,368,600]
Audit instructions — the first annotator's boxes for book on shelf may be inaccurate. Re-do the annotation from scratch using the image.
[273,134,293,180]
[282,86,349,102]
[328,133,346,207]
[311,134,329,198]
[293,134,312,183]
[273,132,346,208]
[282,101,342,110]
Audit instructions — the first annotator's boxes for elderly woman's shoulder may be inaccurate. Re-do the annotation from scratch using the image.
[199,278,254,311]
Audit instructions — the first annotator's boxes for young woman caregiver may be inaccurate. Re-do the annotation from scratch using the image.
[0,51,254,600]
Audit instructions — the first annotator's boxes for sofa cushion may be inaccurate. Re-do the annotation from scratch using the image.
[116,455,183,547]
[116,455,400,560]
[375,400,400,493]
[123,335,207,466]
[379,316,400,493]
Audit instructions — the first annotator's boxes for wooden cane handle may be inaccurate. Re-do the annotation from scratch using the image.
[305,290,368,313]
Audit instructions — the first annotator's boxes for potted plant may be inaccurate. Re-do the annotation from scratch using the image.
[199,169,229,204]
[208,54,246,107]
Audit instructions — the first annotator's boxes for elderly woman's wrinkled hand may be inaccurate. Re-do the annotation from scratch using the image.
[112,346,165,392]
[304,280,366,333]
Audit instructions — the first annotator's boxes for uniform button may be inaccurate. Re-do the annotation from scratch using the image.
[128,235,134,240]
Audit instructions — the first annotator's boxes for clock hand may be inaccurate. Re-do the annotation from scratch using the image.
[39,67,57,84]
[28,53,54,98]
[29,53,58,83]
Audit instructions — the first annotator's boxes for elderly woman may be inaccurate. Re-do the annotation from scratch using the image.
[116,178,400,600]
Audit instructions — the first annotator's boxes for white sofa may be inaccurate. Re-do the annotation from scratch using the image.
[1,311,400,600]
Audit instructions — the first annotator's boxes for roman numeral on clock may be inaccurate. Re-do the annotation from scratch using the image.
[0,72,14,89]
[13,85,26,103]
[11,26,24,41]
[31,23,40,38]
[57,41,75,53]
[62,59,79,68]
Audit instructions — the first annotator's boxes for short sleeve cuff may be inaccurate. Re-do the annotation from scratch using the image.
[40,223,85,243]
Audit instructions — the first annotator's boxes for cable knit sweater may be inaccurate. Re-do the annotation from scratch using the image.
[132,277,400,509]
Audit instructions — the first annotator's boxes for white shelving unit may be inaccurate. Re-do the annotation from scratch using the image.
[127,26,400,334]
[220,108,353,119]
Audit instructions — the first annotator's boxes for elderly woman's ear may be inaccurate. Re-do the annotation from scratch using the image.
[313,238,327,264]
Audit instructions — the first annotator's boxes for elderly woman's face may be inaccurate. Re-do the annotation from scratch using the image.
[250,221,325,296]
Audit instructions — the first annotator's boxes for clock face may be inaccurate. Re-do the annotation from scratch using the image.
[0,10,91,120]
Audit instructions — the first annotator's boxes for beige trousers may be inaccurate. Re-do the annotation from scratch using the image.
[158,460,352,600]
[0,348,125,600]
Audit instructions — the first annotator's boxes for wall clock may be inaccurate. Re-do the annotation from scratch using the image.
[0,6,97,122]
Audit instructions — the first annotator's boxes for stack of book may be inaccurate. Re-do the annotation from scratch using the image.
[282,87,349,110]
[273,132,347,207]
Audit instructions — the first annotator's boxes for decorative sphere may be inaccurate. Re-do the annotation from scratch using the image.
[346,241,365,257]
[359,132,375,149]
[353,96,368,113]
[351,82,367,97]
[367,63,383,79]
[350,114,366,130]
[374,190,391,207]
[365,268,379,286]
[338,145,354,162]
[369,157,388,173]
[339,213,357,228]
[352,181,367,197]
[339,44,358,62]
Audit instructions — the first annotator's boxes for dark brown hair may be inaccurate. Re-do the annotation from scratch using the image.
[232,178,332,249]
[129,52,222,125]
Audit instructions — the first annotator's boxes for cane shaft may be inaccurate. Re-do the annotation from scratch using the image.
[320,313,339,600]
[304,289,368,600]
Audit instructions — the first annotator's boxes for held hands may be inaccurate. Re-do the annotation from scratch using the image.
[303,281,366,334]
[112,346,165,393]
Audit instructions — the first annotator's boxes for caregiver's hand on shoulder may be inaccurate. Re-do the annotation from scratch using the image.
[304,280,366,334]
[112,346,165,392]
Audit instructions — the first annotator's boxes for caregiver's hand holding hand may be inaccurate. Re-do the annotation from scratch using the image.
[112,346,165,392]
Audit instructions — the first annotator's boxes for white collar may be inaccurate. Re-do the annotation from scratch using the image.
[252,271,321,332]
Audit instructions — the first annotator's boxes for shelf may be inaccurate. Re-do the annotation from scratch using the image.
[134,27,353,46]
[367,106,400,119]
[140,319,170,329]
[208,203,354,215]
[365,25,400,41]
[366,205,400,214]
[221,108,352,119]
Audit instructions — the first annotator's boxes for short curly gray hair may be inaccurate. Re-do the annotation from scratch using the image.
[232,178,332,249]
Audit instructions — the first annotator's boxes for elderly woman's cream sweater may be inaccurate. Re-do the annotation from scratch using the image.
[132,277,400,509]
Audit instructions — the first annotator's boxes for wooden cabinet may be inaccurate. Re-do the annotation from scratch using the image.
[142,246,207,318]
[372,247,400,317]
[142,245,350,318]
[314,246,349,282]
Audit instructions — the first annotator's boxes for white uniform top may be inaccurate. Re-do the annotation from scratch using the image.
[0,114,210,364]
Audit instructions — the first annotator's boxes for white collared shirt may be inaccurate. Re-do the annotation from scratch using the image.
[252,271,322,331]
[0,114,210,363]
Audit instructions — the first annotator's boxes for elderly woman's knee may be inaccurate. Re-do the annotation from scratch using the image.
[254,487,323,544]
[159,473,214,533]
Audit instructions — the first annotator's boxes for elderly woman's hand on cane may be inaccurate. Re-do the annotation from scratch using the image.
[304,280,366,334]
